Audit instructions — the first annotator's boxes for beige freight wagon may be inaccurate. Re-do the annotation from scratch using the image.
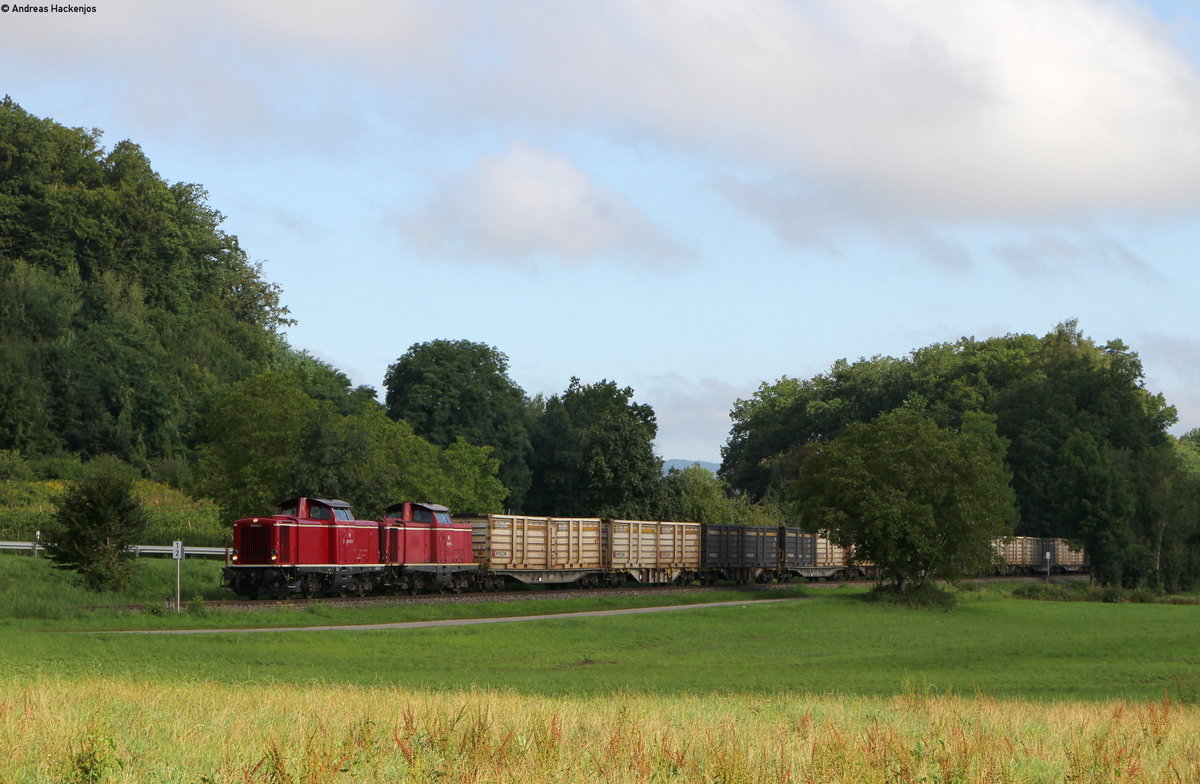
[997,536,1040,571]
[462,514,605,587]
[996,536,1087,573]
[606,520,701,583]
[1052,539,1087,572]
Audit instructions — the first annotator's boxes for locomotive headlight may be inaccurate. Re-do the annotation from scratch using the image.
[270,548,278,562]
[231,554,239,562]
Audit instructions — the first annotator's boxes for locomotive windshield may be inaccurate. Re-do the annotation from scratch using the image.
[334,508,354,521]
[435,512,452,525]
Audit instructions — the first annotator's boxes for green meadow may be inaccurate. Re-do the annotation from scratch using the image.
[2,553,1198,703]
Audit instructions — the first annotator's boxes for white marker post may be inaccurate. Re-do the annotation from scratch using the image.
[172,540,184,612]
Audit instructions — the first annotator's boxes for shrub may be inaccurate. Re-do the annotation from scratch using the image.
[44,457,146,592]
[865,582,957,610]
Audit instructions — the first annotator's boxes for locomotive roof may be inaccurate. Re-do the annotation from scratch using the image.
[384,501,450,513]
[277,497,352,509]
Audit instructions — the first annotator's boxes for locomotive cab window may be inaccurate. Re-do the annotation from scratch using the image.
[308,505,332,521]
[333,508,353,521]
[414,508,434,523]
[435,512,452,525]
[278,503,298,517]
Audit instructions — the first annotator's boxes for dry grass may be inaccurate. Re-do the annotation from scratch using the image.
[2,678,1199,783]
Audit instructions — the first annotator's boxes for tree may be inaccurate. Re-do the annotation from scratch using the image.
[384,340,532,509]
[793,410,1017,592]
[658,464,783,525]
[526,378,662,517]
[44,457,147,591]
[198,370,506,521]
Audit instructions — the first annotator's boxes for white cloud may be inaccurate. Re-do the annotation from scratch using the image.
[995,233,1157,279]
[396,144,688,267]
[642,374,751,463]
[9,0,1200,265]
[449,0,1200,218]
[1137,333,1200,436]
[715,174,972,270]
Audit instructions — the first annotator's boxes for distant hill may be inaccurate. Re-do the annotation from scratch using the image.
[662,459,720,475]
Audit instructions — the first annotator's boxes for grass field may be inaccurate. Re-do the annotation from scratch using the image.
[5,678,1199,783]
[4,553,1200,781]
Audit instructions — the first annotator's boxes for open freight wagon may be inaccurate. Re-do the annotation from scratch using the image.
[462,515,702,587]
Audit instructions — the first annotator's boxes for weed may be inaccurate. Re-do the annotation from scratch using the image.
[64,729,119,784]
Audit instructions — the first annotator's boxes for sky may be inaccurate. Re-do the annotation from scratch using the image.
[3,0,1200,463]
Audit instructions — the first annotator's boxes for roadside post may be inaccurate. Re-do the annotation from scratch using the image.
[172,540,184,611]
[1044,551,1051,582]
[33,530,39,558]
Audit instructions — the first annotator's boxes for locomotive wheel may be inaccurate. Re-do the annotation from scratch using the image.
[301,577,317,600]
[355,579,368,597]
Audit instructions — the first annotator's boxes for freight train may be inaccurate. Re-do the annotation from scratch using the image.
[222,496,1086,599]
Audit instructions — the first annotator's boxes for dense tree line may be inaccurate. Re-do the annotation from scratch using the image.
[721,322,1200,590]
[0,97,288,465]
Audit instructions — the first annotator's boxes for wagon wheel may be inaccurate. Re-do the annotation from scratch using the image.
[301,577,317,600]
[355,579,368,597]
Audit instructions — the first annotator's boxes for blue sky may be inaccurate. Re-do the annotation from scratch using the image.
[4,0,1200,463]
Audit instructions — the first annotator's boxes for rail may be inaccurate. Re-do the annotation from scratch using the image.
[0,541,229,558]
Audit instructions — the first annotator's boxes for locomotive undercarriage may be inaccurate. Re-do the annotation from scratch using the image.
[223,564,481,599]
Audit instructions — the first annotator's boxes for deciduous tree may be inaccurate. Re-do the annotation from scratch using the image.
[526,378,662,518]
[384,340,531,509]
[793,409,1017,592]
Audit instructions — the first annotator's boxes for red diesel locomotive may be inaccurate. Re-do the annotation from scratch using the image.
[222,496,476,598]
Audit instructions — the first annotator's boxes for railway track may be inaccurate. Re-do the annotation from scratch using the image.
[91,574,1083,613]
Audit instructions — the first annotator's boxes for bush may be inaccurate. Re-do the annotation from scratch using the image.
[865,583,957,610]
[44,458,146,592]
[28,455,86,481]
[0,450,33,481]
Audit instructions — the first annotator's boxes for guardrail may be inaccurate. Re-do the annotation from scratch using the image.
[0,540,228,558]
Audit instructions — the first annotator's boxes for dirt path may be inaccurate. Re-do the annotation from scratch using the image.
[115,597,804,634]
